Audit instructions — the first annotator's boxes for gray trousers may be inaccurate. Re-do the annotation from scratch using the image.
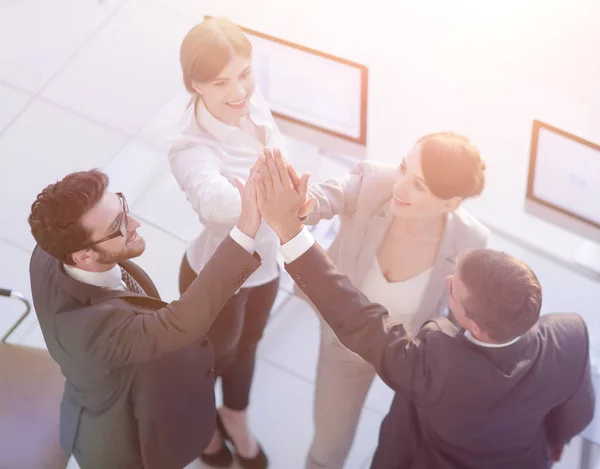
[306,335,378,469]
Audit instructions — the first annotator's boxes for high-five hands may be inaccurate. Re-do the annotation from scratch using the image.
[234,161,262,238]
[254,148,314,244]
[286,159,317,220]
[235,148,315,242]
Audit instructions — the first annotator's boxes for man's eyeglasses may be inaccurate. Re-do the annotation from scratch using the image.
[75,192,129,252]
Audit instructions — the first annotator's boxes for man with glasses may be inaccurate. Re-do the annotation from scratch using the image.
[27,168,263,469]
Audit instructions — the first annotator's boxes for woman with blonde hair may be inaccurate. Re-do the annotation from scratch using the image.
[170,17,303,469]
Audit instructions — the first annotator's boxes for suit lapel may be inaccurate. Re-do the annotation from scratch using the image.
[55,258,103,304]
[89,262,165,306]
[413,211,458,326]
[352,200,394,287]
[119,260,161,300]
[89,289,167,307]
[54,255,163,306]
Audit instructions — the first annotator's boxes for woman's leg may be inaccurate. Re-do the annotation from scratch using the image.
[219,277,280,458]
[178,254,247,456]
[221,277,279,409]
[178,252,196,294]
[179,253,248,375]
[306,335,377,469]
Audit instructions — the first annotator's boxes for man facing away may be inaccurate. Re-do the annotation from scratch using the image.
[253,148,595,469]
[27,167,264,469]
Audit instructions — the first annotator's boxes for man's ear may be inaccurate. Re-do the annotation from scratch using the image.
[470,321,483,338]
[469,320,495,343]
[71,249,94,266]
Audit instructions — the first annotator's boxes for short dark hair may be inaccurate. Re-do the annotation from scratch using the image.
[417,132,486,200]
[458,249,542,343]
[29,170,109,265]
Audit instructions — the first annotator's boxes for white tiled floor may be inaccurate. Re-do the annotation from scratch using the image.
[103,139,170,207]
[1,1,599,469]
[0,83,31,132]
[0,0,125,93]
[40,0,197,136]
[0,99,128,251]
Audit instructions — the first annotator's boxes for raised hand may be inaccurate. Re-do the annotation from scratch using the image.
[287,163,316,220]
[254,148,309,243]
[234,162,261,238]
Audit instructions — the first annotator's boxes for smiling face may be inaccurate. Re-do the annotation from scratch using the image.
[72,191,145,269]
[389,143,462,219]
[192,55,255,126]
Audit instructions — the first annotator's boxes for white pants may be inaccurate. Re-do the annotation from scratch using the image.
[306,335,378,469]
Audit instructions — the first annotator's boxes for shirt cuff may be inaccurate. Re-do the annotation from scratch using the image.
[280,226,316,264]
[230,226,256,254]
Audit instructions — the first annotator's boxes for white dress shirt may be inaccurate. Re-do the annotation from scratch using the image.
[169,89,286,288]
[63,227,254,290]
[63,263,127,290]
[464,331,520,348]
[279,227,520,348]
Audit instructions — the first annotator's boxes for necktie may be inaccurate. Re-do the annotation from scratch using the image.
[120,266,146,295]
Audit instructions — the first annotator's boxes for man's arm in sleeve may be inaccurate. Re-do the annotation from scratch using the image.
[545,318,595,457]
[304,162,370,225]
[281,228,435,399]
[57,232,261,368]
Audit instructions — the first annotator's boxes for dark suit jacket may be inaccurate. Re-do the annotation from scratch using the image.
[287,242,595,469]
[29,236,260,469]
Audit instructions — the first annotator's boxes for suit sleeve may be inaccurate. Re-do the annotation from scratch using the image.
[304,162,370,225]
[56,236,261,367]
[544,319,595,449]
[285,241,441,403]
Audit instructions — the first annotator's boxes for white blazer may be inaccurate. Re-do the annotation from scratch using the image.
[304,160,491,342]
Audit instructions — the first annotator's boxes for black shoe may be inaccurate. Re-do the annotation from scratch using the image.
[216,412,269,469]
[200,445,234,468]
[200,422,234,468]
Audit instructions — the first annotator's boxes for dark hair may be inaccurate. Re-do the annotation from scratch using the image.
[180,16,252,93]
[458,249,542,343]
[28,170,109,265]
[417,132,486,200]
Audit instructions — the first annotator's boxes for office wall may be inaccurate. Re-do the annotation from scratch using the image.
[204,0,600,256]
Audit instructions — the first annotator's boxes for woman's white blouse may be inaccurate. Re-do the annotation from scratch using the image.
[360,259,433,333]
[169,89,287,288]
